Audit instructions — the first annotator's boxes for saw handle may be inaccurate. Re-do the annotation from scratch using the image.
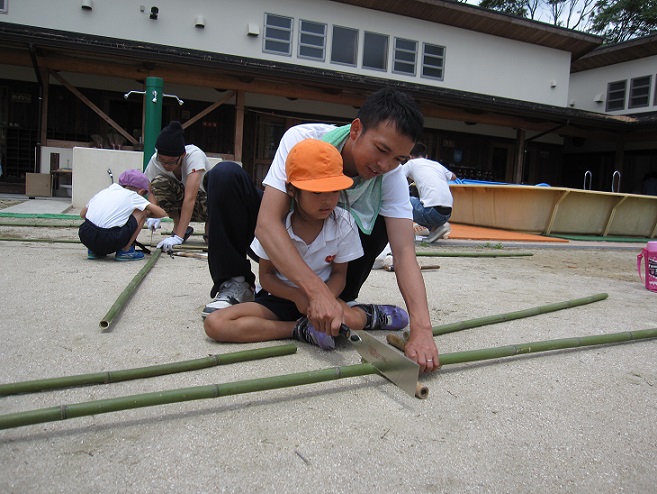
[340,324,361,343]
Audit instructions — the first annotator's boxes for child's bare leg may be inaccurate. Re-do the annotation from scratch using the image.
[123,209,149,251]
[339,300,368,330]
[204,302,296,343]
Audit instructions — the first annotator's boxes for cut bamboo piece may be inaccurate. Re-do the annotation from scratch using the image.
[0,344,297,396]
[402,293,608,340]
[99,250,161,329]
[416,251,533,258]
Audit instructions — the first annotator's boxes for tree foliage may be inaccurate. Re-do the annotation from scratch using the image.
[590,0,657,43]
[478,0,657,43]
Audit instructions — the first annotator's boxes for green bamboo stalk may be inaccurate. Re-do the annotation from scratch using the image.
[0,236,81,244]
[2,327,656,430]
[0,363,378,430]
[0,221,82,228]
[402,293,608,339]
[416,251,533,258]
[0,344,297,396]
[438,327,657,366]
[99,250,161,329]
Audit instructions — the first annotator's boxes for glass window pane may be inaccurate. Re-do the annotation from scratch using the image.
[363,32,388,70]
[393,38,417,76]
[422,43,445,80]
[299,20,326,61]
[331,26,358,66]
[606,80,626,111]
[264,14,292,55]
[629,76,651,109]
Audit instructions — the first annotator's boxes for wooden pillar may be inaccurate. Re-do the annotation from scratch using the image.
[513,128,526,184]
[234,90,245,163]
[40,67,49,150]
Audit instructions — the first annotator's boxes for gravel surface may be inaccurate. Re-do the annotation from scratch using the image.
[0,214,655,494]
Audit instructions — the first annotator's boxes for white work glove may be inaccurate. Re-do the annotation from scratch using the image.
[157,234,183,253]
[146,218,161,232]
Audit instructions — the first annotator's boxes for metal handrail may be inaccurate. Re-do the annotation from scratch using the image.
[612,170,621,193]
[583,170,592,190]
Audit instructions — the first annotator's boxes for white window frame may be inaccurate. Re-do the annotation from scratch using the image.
[0,0,7,14]
[392,38,417,76]
[421,42,445,81]
[298,19,326,62]
[362,31,389,72]
[330,25,358,67]
[628,75,651,109]
[606,80,626,112]
[263,13,293,56]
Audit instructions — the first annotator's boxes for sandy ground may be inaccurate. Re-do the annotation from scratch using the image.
[0,210,655,494]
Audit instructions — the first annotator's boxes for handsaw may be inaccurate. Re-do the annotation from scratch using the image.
[340,324,419,397]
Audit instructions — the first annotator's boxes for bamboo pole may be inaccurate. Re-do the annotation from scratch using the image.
[388,328,657,367]
[0,222,82,228]
[416,251,533,258]
[0,344,297,396]
[402,293,608,340]
[99,250,161,329]
[0,236,80,244]
[2,327,656,430]
[0,363,377,430]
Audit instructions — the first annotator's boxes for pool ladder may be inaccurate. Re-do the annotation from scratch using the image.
[583,170,592,190]
[583,170,622,192]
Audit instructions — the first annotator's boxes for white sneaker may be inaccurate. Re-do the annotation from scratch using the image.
[202,278,255,319]
[426,222,451,243]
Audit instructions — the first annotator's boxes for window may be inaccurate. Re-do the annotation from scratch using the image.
[393,38,417,76]
[422,43,445,80]
[0,0,6,14]
[362,32,388,71]
[263,13,293,56]
[629,76,651,109]
[331,26,358,66]
[606,80,626,111]
[298,20,326,61]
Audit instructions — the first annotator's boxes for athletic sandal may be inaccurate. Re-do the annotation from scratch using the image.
[292,317,336,350]
[354,304,409,330]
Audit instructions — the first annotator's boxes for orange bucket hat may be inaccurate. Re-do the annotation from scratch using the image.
[286,139,353,192]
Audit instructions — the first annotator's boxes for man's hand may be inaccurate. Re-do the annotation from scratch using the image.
[404,328,439,373]
[157,234,183,253]
[146,218,161,232]
[306,289,343,337]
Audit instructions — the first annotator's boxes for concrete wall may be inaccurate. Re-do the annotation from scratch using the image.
[569,55,657,114]
[69,148,222,207]
[3,0,571,106]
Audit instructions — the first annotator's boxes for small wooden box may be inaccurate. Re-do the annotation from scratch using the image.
[25,173,52,197]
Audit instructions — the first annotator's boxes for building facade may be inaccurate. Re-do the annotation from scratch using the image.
[0,0,655,194]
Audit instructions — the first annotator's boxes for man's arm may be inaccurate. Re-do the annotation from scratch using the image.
[385,216,439,372]
[173,170,203,238]
[255,186,343,335]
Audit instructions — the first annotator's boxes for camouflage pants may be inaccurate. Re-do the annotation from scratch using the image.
[150,175,208,222]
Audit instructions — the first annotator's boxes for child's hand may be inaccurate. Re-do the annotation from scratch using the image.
[146,218,161,231]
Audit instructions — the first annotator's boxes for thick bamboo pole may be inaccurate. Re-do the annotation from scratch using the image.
[99,250,161,329]
[0,363,377,430]
[436,328,657,366]
[402,293,608,340]
[0,344,297,396]
[0,236,80,244]
[2,328,656,430]
[415,251,533,258]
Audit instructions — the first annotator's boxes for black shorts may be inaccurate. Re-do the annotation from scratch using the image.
[254,291,303,322]
[78,216,138,256]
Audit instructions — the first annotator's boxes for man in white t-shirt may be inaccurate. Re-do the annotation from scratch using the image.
[203,88,440,372]
[403,142,456,243]
[144,121,209,252]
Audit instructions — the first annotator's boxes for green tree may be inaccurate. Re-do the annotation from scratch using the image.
[590,0,657,43]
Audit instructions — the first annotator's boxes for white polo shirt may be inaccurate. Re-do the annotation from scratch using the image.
[144,144,209,191]
[251,207,363,287]
[85,183,150,229]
